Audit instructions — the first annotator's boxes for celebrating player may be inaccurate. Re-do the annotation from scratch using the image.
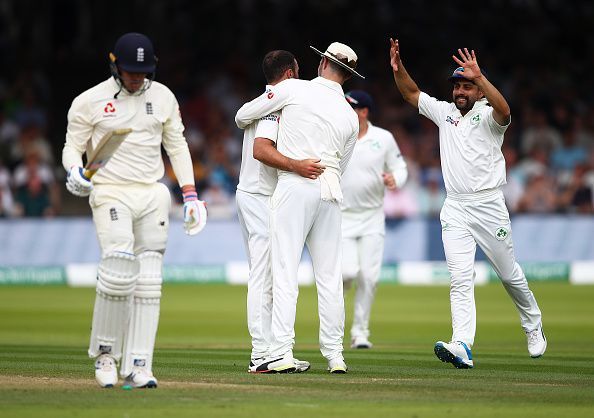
[236,50,321,373]
[62,32,207,388]
[389,39,546,368]
[341,90,408,349]
[235,42,362,373]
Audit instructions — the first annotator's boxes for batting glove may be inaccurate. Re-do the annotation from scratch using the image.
[182,187,207,235]
[66,166,93,197]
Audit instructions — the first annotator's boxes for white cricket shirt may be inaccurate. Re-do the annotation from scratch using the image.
[341,122,407,211]
[418,92,508,194]
[237,85,280,196]
[63,77,194,186]
[235,77,358,181]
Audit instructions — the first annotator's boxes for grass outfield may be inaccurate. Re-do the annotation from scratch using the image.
[1,283,593,418]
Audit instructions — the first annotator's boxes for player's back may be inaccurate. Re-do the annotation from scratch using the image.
[276,78,358,176]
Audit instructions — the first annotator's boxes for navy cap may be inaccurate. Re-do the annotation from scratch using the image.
[448,66,488,83]
[345,90,374,110]
[111,33,157,73]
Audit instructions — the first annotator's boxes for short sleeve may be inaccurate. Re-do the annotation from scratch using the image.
[254,112,280,143]
[418,91,449,127]
[486,106,510,136]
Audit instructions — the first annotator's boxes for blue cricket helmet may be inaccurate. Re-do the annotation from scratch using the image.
[110,32,157,73]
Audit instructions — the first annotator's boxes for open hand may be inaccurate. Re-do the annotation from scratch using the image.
[452,48,482,80]
[292,158,326,179]
[389,38,401,72]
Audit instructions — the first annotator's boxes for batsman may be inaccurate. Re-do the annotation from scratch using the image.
[390,39,546,368]
[62,32,207,388]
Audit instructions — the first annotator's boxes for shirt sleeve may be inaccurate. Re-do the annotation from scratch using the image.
[254,112,280,143]
[162,94,195,187]
[384,134,408,188]
[418,91,448,127]
[339,127,358,174]
[62,95,92,171]
[235,82,293,129]
[486,106,510,139]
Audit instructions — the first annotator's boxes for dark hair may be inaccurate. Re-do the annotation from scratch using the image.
[262,50,296,83]
[327,59,352,81]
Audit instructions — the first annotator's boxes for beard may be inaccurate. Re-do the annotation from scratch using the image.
[454,95,476,113]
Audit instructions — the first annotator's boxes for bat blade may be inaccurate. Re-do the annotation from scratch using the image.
[84,128,132,178]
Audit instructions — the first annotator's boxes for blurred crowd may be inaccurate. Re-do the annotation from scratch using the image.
[0,0,592,219]
[1,67,592,220]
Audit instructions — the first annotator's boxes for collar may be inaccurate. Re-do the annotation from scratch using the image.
[311,76,344,96]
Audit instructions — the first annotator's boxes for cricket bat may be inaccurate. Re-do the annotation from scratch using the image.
[83,128,132,178]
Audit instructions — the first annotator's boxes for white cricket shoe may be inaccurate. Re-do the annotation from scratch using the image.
[123,367,158,388]
[94,354,118,388]
[434,341,474,369]
[249,356,309,373]
[351,336,373,349]
[526,325,547,358]
[293,358,311,373]
[327,358,348,374]
[249,353,296,374]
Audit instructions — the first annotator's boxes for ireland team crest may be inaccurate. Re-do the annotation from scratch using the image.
[370,140,381,151]
[495,227,509,241]
[471,114,481,125]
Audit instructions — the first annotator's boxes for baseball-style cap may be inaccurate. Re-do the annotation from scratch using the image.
[310,42,365,79]
[345,90,374,110]
[111,32,157,73]
[448,66,488,83]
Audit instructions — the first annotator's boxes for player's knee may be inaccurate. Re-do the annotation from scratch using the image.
[135,251,163,299]
[97,252,139,296]
[342,263,360,282]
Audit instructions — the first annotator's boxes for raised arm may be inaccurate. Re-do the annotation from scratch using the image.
[389,38,421,108]
[452,48,511,126]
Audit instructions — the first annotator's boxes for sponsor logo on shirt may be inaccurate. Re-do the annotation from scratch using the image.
[267,91,274,99]
[104,102,116,113]
[146,102,153,115]
[446,115,459,126]
[260,114,279,123]
[103,102,117,118]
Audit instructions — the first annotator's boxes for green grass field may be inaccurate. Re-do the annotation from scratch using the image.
[1,283,593,418]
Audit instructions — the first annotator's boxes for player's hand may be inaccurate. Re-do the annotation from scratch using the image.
[183,199,207,236]
[66,166,93,197]
[382,172,397,190]
[291,158,326,179]
[452,48,482,80]
[389,38,401,72]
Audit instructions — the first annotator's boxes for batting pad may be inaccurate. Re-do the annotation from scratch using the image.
[89,252,139,360]
[120,251,163,377]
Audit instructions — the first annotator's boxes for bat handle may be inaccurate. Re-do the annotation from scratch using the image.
[83,169,96,179]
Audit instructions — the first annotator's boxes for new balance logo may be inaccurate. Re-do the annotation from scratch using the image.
[137,47,145,62]
[446,115,459,126]
[146,102,153,114]
[99,345,112,354]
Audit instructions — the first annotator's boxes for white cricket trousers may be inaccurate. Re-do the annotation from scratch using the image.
[342,233,384,341]
[440,188,542,347]
[269,176,345,361]
[236,190,273,360]
[91,183,171,255]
